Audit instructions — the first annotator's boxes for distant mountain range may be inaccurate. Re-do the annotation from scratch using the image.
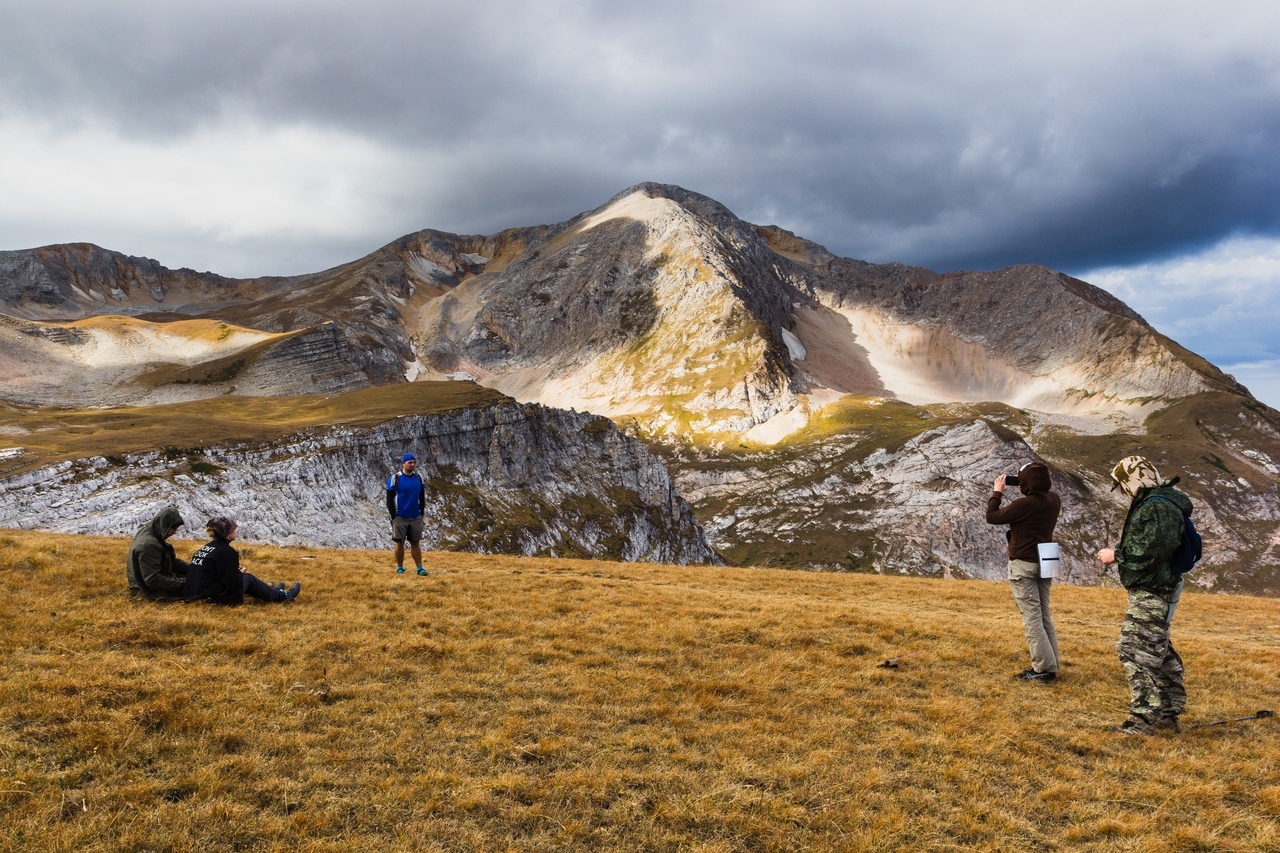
[3,183,1278,591]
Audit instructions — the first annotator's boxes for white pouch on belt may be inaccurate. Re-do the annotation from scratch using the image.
[1037,542,1061,579]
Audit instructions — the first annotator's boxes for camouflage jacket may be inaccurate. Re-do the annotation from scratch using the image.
[1116,484,1193,592]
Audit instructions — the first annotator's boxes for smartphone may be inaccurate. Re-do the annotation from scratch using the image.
[1005,474,1019,486]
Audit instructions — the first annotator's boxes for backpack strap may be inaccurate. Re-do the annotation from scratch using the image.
[1145,495,1186,517]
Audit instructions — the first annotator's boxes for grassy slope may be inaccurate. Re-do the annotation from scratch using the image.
[130,329,300,388]
[0,382,505,477]
[2,532,1278,851]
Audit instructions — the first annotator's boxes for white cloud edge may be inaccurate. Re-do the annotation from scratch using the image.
[0,116,423,273]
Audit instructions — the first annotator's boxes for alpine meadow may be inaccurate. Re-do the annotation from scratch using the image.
[2,531,1279,851]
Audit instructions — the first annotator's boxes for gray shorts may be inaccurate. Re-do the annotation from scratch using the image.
[391,516,424,543]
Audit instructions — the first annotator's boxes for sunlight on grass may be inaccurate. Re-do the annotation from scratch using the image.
[1,530,1278,850]
[0,382,504,476]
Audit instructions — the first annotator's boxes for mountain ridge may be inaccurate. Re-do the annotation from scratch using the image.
[2,183,1278,590]
[0,183,1247,425]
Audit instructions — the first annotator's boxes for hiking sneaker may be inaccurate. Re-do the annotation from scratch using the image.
[1108,717,1155,736]
[1018,670,1057,682]
[283,582,301,602]
[396,566,405,574]
[1154,714,1181,734]
[1013,668,1038,680]
[417,566,428,576]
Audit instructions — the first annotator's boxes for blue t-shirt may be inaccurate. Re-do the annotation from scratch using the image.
[386,471,425,519]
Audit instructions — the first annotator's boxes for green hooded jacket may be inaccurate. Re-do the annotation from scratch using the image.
[126,507,191,600]
[1116,484,1193,592]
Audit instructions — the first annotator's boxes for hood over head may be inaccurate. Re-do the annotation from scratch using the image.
[1017,462,1053,495]
[147,506,185,540]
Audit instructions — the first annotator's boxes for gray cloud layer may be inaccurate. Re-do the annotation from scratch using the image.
[5,1,1280,269]
[3,2,1280,402]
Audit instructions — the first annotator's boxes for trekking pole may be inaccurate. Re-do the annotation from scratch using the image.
[1186,709,1273,730]
[877,652,923,669]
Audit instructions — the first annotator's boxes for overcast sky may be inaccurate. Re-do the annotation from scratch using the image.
[3,1,1280,405]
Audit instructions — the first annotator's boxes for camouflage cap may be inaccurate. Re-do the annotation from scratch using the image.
[1110,455,1162,496]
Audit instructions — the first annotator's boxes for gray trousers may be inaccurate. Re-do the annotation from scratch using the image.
[1009,559,1060,674]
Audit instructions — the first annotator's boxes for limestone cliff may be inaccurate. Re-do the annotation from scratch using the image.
[0,397,718,565]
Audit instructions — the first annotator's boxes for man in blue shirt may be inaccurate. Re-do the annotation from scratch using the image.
[386,452,428,576]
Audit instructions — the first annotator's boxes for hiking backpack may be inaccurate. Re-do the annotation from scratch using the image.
[1146,495,1203,575]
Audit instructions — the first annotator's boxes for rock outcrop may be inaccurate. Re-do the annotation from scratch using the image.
[0,398,718,565]
[0,244,258,317]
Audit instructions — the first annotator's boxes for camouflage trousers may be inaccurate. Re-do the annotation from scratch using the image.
[1117,588,1186,722]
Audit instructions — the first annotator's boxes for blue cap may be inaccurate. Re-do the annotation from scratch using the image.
[402,453,417,463]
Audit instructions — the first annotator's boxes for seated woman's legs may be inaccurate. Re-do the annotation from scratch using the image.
[242,572,280,602]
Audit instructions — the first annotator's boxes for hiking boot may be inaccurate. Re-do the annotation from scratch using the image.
[283,582,301,602]
[1154,713,1181,734]
[1013,668,1038,680]
[1108,717,1155,736]
[1018,669,1057,682]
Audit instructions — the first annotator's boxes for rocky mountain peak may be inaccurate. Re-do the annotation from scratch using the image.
[410,183,802,437]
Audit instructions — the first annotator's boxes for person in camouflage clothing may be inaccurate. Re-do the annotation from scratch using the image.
[1096,455,1192,736]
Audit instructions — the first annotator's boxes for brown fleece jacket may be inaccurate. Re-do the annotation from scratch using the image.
[985,462,1061,562]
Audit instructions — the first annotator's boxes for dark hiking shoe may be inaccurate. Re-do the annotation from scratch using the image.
[1014,669,1038,680]
[1018,670,1057,682]
[1108,717,1155,736]
[283,582,301,602]
[1154,714,1181,734]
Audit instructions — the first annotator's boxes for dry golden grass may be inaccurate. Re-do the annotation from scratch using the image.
[0,383,504,477]
[58,316,264,343]
[2,529,1278,851]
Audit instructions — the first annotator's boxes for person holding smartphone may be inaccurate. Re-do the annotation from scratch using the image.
[986,462,1061,682]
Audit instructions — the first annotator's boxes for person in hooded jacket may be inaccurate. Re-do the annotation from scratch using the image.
[126,506,192,601]
[1096,455,1191,736]
[185,517,300,605]
[986,462,1061,682]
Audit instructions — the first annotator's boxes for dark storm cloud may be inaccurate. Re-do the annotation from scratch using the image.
[2,0,1280,275]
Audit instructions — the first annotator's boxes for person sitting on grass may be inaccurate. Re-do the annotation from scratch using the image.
[127,506,193,601]
[184,517,300,605]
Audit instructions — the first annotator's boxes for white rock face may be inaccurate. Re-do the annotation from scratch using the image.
[0,401,719,565]
[672,418,1100,582]
[668,400,1280,590]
